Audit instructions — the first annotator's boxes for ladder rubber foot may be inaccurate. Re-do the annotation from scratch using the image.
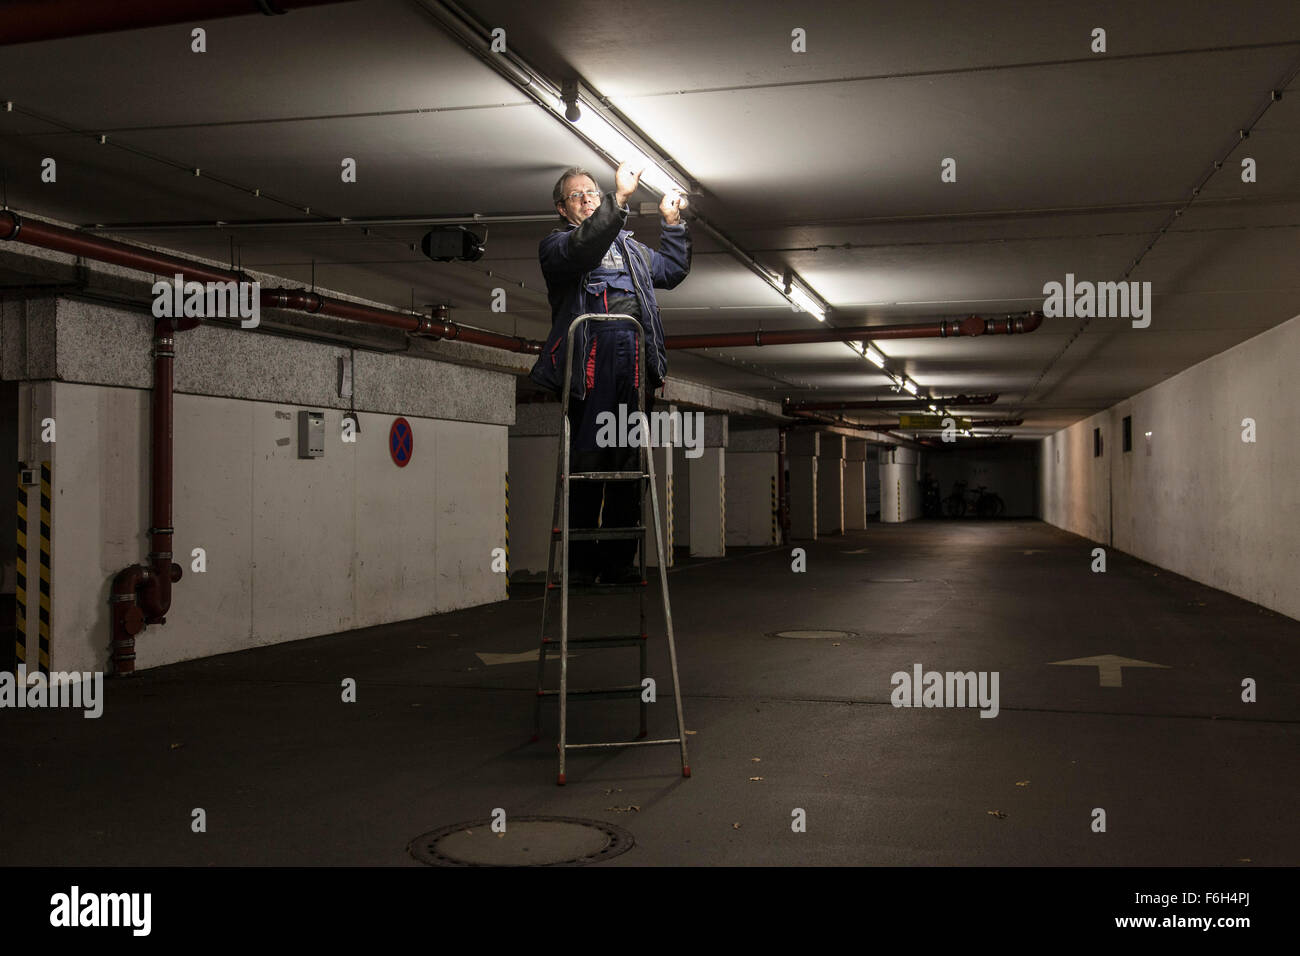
[557,773,567,786]
[682,765,691,778]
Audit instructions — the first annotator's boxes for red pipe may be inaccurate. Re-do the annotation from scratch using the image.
[110,318,188,675]
[0,211,1037,358]
[665,312,1043,350]
[0,211,540,354]
[787,393,1000,412]
[0,0,357,46]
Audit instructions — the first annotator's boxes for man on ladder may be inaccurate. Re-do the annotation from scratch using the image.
[530,161,691,584]
[527,161,693,785]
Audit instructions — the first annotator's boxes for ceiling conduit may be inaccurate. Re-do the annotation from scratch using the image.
[0,210,540,353]
[787,394,1000,412]
[665,313,1042,350]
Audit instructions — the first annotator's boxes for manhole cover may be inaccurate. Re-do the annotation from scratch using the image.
[770,629,858,640]
[408,816,635,867]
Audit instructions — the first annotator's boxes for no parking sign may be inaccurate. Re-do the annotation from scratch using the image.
[389,417,413,467]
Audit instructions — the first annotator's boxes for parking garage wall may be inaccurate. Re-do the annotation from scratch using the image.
[926,444,1039,517]
[1040,312,1300,622]
[4,296,511,673]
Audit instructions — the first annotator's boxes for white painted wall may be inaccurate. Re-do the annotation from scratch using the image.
[688,448,725,557]
[725,451,778,546]
[866,450,881,517]
[844,459,867,530]
[50,381,507,673]
[817,457,845,535]
[672,443,691,548]
[508,434,558,575]
[1040,312,1300,621]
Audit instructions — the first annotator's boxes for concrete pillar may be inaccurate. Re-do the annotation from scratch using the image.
[641,405,675,567]
[866,448,881,518]
[817,434,845,535]
[507,403,562,575]
[844,439,867,530]
[880,446,921,523]
[688,414,727,557]
[725,427,780,546]
[672,441,690,550]
[787,431,819,540]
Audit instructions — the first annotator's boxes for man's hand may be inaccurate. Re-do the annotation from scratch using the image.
[660,190,688,225]
[614,161,645,207]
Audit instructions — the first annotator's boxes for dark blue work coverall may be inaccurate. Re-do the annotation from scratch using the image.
[529,192,691,578]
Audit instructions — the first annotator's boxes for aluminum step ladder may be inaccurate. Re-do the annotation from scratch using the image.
[532,313,690,786]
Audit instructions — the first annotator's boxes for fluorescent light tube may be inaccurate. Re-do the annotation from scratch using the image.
[863,345,886,367]
[566,100,688,197]
[787,285,825,320]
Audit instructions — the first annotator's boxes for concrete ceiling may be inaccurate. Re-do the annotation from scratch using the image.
[2,0,1299,438]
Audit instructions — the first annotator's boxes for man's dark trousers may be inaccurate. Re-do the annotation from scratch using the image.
[565,323,656,578]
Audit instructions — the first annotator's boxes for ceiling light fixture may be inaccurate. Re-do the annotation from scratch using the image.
[550,86,688,198]
[779,268,827,320]
[863,344,887,368]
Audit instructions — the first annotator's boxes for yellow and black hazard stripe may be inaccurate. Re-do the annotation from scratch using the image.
[666,474,673,567]
[770,474,778,545]
[38,461,51,675]
[504,471,510,596]
[719,473,726,554]
[15,466,27,670]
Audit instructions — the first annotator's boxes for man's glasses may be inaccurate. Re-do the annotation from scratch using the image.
[565,189,601,202]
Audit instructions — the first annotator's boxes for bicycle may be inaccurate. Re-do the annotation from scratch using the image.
[942,480,1005,518]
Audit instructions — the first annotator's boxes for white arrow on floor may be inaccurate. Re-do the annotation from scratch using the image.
[1048,654,1171,687]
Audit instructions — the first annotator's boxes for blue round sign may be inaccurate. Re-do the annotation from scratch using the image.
[389,417,413,467]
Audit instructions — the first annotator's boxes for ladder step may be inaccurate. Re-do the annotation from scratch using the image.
[538,685,643,700]
[542,634,645,647]
[568,471,648,481]
[564,738,682,750]
[553,526,646,540]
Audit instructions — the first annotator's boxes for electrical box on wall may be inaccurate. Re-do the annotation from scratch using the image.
[298,410,325,459]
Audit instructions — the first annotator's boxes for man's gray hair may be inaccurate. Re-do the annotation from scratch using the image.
[553,166,598,207]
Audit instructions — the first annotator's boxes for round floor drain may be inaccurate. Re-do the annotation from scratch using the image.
[408,816,635,867]
[770,629,858,640]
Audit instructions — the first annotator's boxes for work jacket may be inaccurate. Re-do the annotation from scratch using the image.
[530,191,691,399]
